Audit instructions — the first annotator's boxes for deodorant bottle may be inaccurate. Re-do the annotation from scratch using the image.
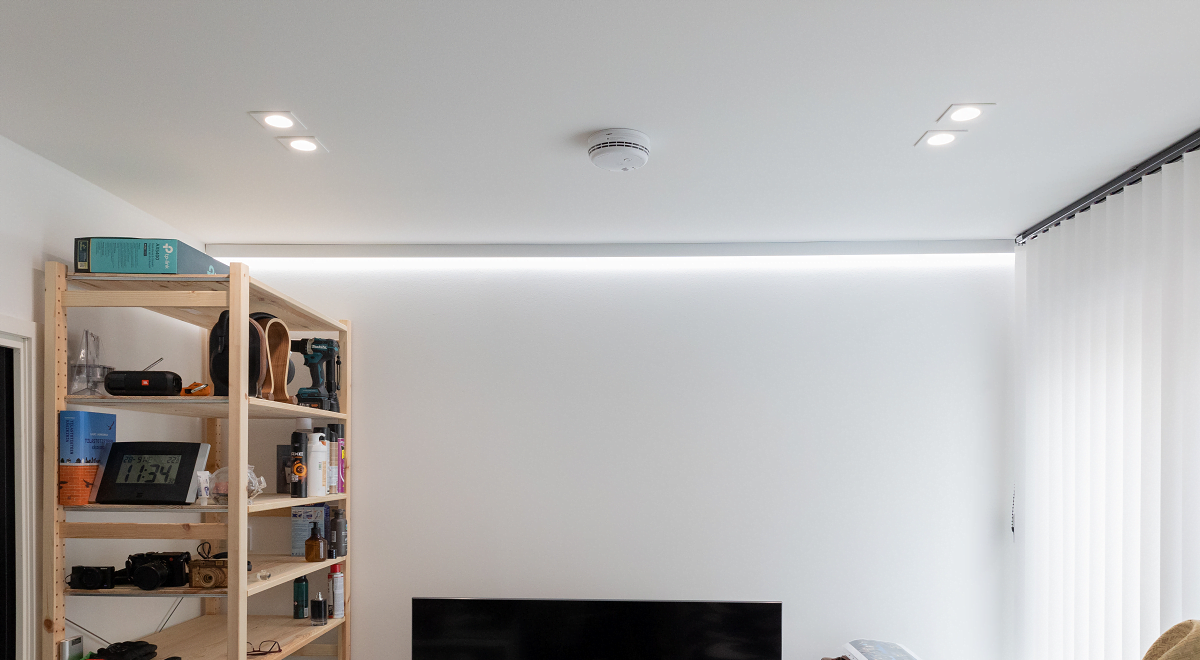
[306,429,328,496]
[328,564,345,618]
[293,576,309,619]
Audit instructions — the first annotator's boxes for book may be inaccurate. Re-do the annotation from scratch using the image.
[58,411,116,505]
[843,639,922,660]
[291,504,330,556]
[74,237,229,275]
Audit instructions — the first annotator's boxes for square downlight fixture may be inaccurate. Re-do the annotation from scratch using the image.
[276,136,328,153]
[914,130,966,147]
[935,103,995,123]
[249,111,306,130]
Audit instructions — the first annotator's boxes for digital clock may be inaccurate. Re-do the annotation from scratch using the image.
[90,442,211,505]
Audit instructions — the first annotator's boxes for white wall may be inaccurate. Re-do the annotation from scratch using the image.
[0,134,209,652]
[0,130,1017,659]
[244,255,1017,660]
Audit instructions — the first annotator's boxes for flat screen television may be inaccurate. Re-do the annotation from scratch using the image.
[412,598,782,660]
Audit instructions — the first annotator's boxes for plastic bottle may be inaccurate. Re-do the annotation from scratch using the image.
[293,576,309,619]
[305,428,328,496]
[328,564,345,618]
[333,508,348,557]
[305,522,328,562]
[325,428,339,495]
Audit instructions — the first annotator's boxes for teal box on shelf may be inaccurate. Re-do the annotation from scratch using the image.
[57,411,116,465]
[74,237,230,275]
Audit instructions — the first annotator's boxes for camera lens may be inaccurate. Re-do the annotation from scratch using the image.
[196,570,217,588]
[78,567,103,589]
[132,561,170,590]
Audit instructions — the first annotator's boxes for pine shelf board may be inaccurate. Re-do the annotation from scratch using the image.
[246,554,346,597]
[66,583,227,597]
[64,492,348,514]
[64,394,347,421]
[139,614,344,660]
[62,554,346,598]
[68,273,346,332]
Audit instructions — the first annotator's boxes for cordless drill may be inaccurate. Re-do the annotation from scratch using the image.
[290,338,341,412]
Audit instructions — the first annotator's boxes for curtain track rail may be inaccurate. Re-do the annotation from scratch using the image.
[1016,125,1200,245]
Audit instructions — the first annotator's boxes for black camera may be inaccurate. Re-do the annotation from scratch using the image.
[125,552,191,591]
[69,565,115,590]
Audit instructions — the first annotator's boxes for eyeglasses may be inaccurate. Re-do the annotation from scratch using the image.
[247,641,282,656]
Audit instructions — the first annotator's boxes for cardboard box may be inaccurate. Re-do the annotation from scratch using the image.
[58,411,115,505]
[74,237,229,275]
[291,505,330,556]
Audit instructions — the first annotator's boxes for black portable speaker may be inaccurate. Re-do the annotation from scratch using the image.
[104,371,183,396]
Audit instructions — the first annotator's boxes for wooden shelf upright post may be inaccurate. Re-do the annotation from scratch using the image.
[227,263,251,660]
[42,262,68,659]
[338,320,352,660]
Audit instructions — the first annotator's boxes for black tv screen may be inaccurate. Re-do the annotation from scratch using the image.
[413,598,782,660]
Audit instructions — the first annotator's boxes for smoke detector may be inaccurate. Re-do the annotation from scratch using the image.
[588,129,650,171]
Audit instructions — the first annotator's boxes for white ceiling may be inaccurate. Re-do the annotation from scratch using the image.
[3,2,1200,245]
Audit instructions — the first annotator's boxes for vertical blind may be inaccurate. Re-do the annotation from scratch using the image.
[1018,150,1200,660]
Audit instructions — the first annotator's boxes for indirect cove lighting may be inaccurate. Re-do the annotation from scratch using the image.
[221,253,1015,274]
[949,107,981,122]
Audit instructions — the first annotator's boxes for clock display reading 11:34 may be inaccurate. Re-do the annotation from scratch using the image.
[116,454,181,485]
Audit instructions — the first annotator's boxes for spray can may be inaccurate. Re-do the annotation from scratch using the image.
[293,576,309,619]
[328,564,345,618]
[288,419,311,499]
[325,428,339,495]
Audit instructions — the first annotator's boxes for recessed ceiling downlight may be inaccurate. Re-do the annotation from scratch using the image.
[949,107,982,122]
[588,129,650,171]
[249,110,305,130]
[276,136,328,153]
[927,133,956,146]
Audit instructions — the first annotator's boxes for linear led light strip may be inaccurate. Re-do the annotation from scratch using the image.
[207,241,1015,271]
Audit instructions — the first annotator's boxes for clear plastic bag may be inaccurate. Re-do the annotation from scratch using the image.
[210,465,267,504]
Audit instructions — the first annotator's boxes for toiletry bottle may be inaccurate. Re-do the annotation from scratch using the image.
[293,576,309,619]
[333,508,348,557]
[310,592,328,626]
[325,428,339,496]
[305,522,328,562]
[289,418,311,498]
[306,428,328,497]
[328,565,345,618]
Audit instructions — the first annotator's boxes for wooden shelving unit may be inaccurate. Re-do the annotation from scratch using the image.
[65,554,350,598]
[42,262,353,660]
[139,615,345,660]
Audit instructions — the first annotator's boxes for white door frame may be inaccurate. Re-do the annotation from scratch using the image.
[0,313,38,660]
